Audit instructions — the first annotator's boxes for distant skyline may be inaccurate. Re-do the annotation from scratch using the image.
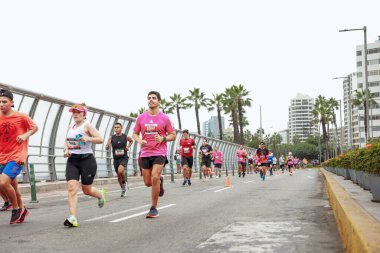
[0,0,379,135]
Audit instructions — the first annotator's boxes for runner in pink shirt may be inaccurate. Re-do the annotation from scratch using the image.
[212,147,223,178]
[133,91,176,218]
[237,145,247,178]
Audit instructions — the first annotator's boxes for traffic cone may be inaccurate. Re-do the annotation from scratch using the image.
[225,176,231,187]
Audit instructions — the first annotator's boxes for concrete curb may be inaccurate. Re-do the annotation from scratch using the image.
[18,174,185,194]
[320,168,380,253]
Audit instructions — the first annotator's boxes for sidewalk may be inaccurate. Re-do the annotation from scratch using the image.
[320,168,380,253]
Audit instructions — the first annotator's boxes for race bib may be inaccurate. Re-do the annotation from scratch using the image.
[115,149,125,156]
[67,138,81,150]
[183,147,190,154]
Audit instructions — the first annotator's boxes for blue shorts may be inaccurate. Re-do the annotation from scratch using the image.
[0,161,23,180]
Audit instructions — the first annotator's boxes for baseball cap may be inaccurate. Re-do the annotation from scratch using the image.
[0,89,15,107]
[69,103,88,115]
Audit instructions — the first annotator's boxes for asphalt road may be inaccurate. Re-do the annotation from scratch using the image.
[0,169,343,253]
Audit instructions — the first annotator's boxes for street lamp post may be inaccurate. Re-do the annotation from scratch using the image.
[339,26,369,143]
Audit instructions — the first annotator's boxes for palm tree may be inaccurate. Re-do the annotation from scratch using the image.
[187,88,212,134]
[352,89,378,142]
[223,87,240,143]
[328,98,339,155]
[128,107,147,118]
[168,93,191,130]
[234,84,252,145]
[209,93,225,140]
[312,95,330,160]
[160,98,174,115]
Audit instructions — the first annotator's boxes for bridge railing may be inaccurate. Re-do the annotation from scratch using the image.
[0,82,255,182]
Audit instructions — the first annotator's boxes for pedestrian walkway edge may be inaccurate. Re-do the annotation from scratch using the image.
[320,168,380,253]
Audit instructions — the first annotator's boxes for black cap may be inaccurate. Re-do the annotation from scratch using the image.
[0,89,14,107]
[182,129,189,133]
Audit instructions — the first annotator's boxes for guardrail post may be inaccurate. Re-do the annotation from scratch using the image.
[29,164,38,203]
[170,165,174,183]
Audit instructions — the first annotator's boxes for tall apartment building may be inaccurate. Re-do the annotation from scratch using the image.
[202,116,225,139]
[353,38,380,147]
[278,129,290,144]
[288,93,318,143]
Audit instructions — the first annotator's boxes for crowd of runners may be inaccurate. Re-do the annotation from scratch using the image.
[0,89,306,226]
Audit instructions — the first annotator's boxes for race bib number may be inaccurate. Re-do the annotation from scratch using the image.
[67,138,81,150]
[115,149,125,156]
[183,147,190,154]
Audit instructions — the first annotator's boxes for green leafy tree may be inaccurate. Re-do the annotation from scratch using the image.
[209,93,225,140]
[168,93,190,130]
[352,89,378,142]
[187,88,212,135]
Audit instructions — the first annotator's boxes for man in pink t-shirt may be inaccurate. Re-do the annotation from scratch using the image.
[133,91,176,218]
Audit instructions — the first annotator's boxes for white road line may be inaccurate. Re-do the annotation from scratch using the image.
[110,204,176,223]
[202,186,222,192]
[84,204,151,222]
[62,186,146,200]
[244,180,255,184]
[214,187,232,192]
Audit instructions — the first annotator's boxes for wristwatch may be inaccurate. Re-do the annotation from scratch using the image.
[163,136,167,142]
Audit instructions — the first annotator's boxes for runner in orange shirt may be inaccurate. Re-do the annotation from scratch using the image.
[0,89,38,224]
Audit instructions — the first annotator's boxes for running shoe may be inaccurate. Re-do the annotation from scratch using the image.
[121,183,127,197]
[98,187,107,208]
[188,179,191,186]
[1,201,12,211]
[146,206,159,218]
[159,176,165,197]
[17,207,30,223]
[64,215,78,227]
[10,208,22,224]
[182,180,187,186]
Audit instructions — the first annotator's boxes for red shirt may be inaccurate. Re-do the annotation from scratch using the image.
[256,148,269,164]
[179,138,195,157]
[0,112,37,164]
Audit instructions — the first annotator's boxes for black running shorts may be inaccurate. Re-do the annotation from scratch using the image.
[201,157,212,167]
[113,157,129,172]
[181,156,193,168]
[214,163,222,168]
[140,156,168,170]
[66,154,97,185]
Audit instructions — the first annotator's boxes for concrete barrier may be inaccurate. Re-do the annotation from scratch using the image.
[320,168,380,253]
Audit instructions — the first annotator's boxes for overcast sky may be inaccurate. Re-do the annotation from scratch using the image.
[0,0,379,135]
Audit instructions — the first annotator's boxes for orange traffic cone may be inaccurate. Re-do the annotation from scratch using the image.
[225,176,231,187]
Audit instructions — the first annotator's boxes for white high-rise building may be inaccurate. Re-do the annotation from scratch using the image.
[288,93,318,143]
[353,38,380,147]
[202,116,225,139]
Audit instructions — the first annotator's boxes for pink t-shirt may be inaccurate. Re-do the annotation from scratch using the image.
[134,111,175,158]
[213,151,223,164]
[237,149,246,163]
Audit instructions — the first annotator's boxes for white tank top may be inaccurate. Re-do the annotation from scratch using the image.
[66,123,93,154]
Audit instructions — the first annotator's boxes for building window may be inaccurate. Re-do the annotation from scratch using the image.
[357,72,363,78]
[357,50,362,56]
[357,61,362,67]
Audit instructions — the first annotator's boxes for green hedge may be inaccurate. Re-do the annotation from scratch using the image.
[322,139,380,175]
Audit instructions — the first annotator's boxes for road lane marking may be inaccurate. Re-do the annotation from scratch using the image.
[62,186,146,200]
[110,204,176,223]
[244,180,255,184]
[214,187,232,192]
[202,186,222,192]
[84,204,151,222]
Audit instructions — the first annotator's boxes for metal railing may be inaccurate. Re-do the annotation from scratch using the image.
[0,82,255,182]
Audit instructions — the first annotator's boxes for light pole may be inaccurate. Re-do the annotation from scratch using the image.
[339,26,369,143]
[333,76,353,150]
